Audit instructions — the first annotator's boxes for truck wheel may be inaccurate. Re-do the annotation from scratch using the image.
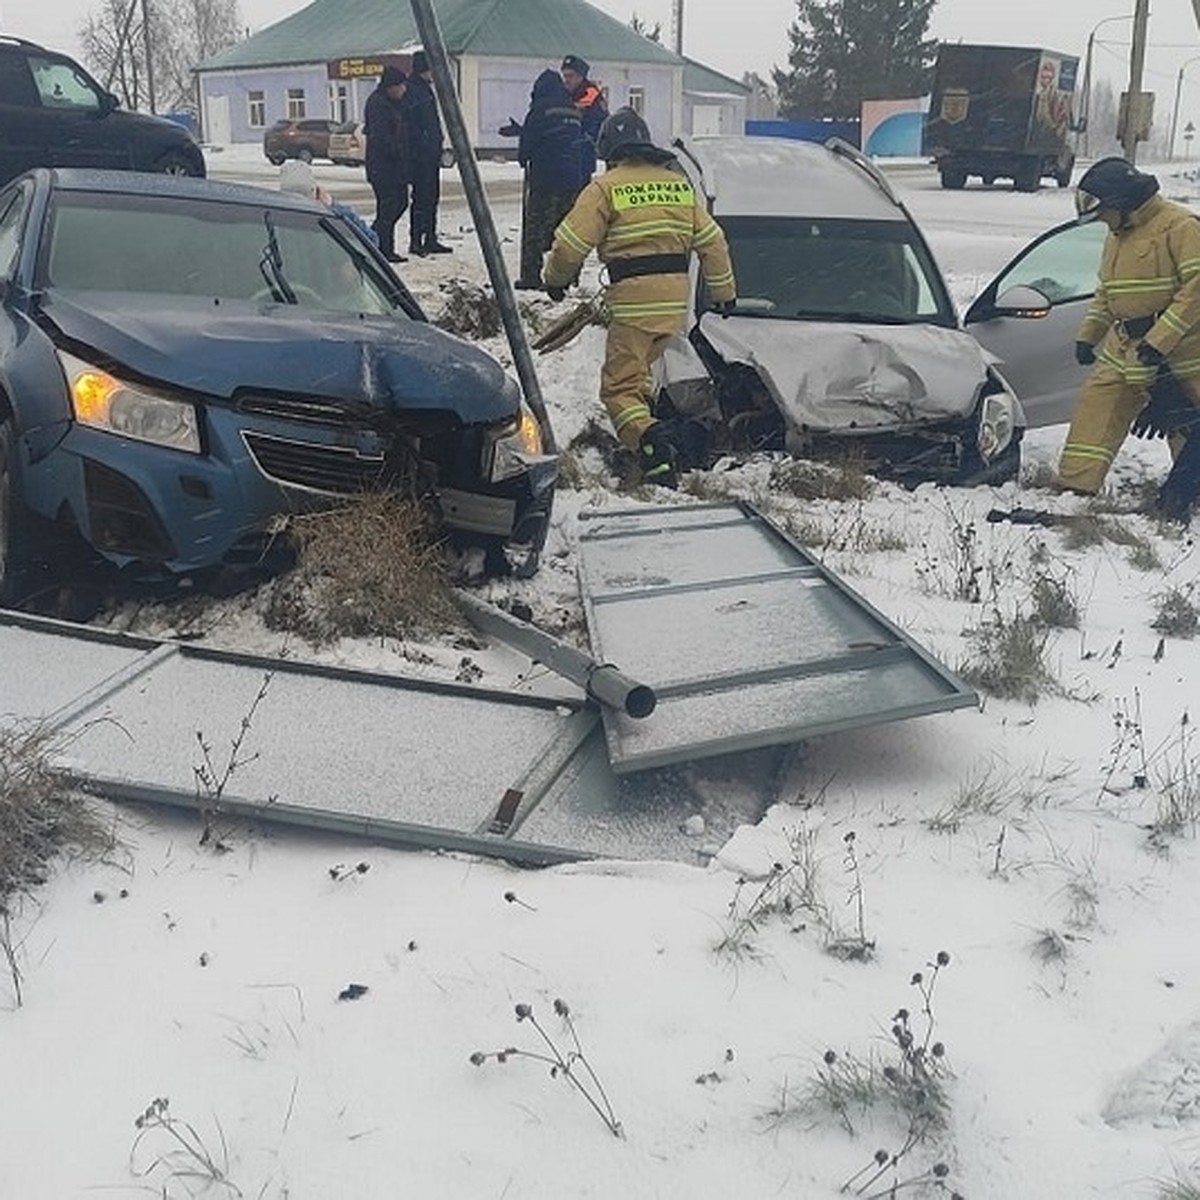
[1014,161,1040,192]
[940,168,967,190]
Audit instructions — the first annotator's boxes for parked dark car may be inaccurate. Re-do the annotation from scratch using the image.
[0,36,205,186]
[263,118,340,165]
[0,169,555,604]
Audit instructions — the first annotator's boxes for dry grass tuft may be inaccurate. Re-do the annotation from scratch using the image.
[1152,587,1200,640]
[769,456,875,502]
[433,278,501,340]
[959,611,1056,704]
[263,493,459,645]
[0,722,106,912]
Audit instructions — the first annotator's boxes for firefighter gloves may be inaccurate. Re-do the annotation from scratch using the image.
[1074,341,1096,366]
[1137,341,1167,368]
[1131,393,1193,439]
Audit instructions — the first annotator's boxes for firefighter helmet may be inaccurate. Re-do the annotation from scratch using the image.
[596,107,656,163]
[1075,156,1160,221]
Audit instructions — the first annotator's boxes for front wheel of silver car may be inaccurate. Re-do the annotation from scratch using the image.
[0,416,28,607]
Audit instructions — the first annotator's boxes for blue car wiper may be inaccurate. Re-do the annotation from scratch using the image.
[259,211,297,305]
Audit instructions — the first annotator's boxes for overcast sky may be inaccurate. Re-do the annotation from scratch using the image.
[5,0,1200,119]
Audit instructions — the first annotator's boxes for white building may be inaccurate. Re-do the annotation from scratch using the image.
[196,0,749,152]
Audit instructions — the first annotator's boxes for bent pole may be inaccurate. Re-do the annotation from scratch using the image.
[408,0,558,454]
[456,591,657,720]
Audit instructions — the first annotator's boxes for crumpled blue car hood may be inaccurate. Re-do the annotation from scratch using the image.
[42,291,519,425]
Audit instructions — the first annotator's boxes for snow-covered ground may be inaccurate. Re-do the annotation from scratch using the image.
[4,170,1200,1200]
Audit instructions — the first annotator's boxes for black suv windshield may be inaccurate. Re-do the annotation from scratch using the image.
[716,216,957,328]
[42,191,403,317]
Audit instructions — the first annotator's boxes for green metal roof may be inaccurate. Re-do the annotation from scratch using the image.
[681,57,750,97]
[200,0,683,72]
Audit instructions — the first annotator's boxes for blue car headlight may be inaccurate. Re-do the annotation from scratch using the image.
[58,350,201,454]
[486,405,544,482]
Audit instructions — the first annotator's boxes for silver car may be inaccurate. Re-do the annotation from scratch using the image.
[656,136,1101,485]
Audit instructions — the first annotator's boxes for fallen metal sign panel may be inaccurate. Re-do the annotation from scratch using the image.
[578,502,977,773]
[0,609,597,865]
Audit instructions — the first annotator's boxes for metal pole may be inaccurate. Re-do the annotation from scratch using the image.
[672,0,684,57]
[142,0,156,114]
[1080,31,1095,158]
[1120,0,1150,163]
[408,0,557,455]
[1172,66,1185,160]
[455,591,657,719]
[1193,0,1200,37]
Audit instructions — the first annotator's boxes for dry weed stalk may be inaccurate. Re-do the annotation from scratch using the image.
[264,493,458,645]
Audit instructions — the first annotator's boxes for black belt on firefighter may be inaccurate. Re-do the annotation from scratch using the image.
[606,253,690,283]
[1120,313,1163,339]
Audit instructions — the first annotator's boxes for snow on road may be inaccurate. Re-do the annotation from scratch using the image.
[3,166,1200,1200]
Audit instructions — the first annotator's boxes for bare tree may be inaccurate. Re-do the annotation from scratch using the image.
[629,14,663,43]
[79,0,242,113]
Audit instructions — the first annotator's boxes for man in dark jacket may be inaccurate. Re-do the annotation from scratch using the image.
[363,66,408,263]
[402,51,451,256]
[560,54,608,179]
[514,70,588,288]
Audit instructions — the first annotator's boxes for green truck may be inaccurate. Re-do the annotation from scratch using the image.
[923,44,1079,192]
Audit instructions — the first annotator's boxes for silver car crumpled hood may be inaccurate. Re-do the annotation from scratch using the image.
[691,312,998,433]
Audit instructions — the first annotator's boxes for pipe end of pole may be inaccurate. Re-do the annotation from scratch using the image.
[625,685,657,720]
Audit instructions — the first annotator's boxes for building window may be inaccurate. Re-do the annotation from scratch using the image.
[628,86,645,115]
[286,88,306,119]
[247,90,265,128]
[328,81,349,123]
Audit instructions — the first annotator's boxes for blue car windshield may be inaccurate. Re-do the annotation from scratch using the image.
[42,191,405,318]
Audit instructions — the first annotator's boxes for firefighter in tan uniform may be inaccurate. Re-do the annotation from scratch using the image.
[1060,157,1200,494]
[542,108,736,485]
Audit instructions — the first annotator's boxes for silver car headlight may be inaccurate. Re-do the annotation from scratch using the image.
[58,350,201,454]
[977,382,1017,462]
[486,405,543,482]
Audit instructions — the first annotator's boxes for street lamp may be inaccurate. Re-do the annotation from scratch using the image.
[1080,13,1134,157]
[1170,55,1200,160]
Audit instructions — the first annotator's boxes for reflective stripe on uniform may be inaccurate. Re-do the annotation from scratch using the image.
[604,219,695,243]
[612,401,653,435]
[1060,442,1116,464]
[705,269,735,288]
[608,300,689,319]
[556,221,591,255]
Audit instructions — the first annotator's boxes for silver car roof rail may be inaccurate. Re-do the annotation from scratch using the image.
[824,137,902,207]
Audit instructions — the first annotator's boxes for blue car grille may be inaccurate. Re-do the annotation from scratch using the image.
[242,432,387,494]
[235,394,374,430]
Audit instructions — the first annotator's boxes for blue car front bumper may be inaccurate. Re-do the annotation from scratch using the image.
[21,403,555,577]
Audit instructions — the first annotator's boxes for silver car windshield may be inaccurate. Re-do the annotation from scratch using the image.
[42,191,403,318]
[715,216,957,327]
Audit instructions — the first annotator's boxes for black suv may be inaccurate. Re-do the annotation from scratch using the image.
[0,37,205,187]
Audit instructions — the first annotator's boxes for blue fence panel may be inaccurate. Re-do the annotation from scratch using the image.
[745,119,861,148]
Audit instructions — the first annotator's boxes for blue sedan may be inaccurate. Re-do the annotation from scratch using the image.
[0,169,555,604]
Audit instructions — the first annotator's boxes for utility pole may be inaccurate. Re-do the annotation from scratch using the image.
[142,0,156,113]
[1120,0,1150,163]
[671,0,684,57]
